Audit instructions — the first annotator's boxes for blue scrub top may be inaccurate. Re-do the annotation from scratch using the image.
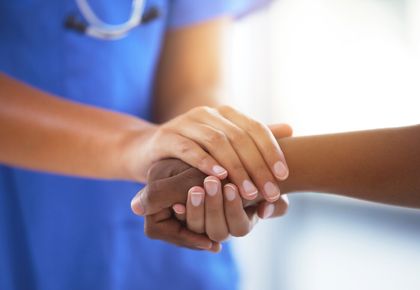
[0,1,268,290]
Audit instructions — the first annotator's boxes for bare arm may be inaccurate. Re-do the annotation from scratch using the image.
[0,73,152,181]
[152,18,228,123]
[280,125,420,208]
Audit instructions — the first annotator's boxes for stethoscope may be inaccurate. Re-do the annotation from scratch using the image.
[65,0,160,40]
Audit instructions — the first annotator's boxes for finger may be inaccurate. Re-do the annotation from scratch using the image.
[195,111,280,202]
[218,106,290,182]
[186,186,206,234]
[223,183,252,237]
[200,107,282,201]
[133,166,206,216]
[145,209,215,251]
[179,124,259,200]
[268,123,293,139]
[172,204,186,222]
[209,242,222,253]
[163,134,228,179]
[204,176,229,242]
[131,188,146,216]
[257,194,290,219]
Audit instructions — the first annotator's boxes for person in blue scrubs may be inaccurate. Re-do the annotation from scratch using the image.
[0,1,290,290]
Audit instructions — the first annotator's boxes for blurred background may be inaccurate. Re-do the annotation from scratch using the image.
[223,0,420,289]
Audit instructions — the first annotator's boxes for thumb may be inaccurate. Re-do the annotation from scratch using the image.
[268,123,293,139]
[131,188,146,216]
[131,167,206,216]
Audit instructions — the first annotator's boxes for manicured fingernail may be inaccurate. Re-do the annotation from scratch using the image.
[274,161,289,180]
[242,180,258,199]
[173,204,185,214]
[224,184,237,201]
[190,191,204,207]
[263,203,275,219]
[264,182,281,201]
[212,165,228,178]
[204,179,219,196]
[131,195,144,215]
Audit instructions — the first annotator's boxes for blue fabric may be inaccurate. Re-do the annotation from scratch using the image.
[168,0,272,28]
[0,0,269,289]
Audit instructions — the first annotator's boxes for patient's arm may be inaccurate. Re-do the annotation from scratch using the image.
[279,124,420,208]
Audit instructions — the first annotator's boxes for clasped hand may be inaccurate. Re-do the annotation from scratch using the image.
[132,159,290,252]
[131,123,292,252]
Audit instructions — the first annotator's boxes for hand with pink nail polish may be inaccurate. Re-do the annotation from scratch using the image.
[142,105,290,203]
[173,176,291,242]
[175,177,261,242]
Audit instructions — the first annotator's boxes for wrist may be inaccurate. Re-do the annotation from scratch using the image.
[116,122,158,183]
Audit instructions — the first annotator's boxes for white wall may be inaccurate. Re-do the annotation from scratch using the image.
[224,1,420,289]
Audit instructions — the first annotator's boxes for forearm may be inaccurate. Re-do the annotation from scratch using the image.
[152,19,228,123]
[279,125,420,207]
[0,73,154,181]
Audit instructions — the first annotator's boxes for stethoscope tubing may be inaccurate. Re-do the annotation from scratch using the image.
[75,0,145,40]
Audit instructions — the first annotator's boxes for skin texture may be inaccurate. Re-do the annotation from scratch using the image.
[132,125,420,251]
[0,18,288,202]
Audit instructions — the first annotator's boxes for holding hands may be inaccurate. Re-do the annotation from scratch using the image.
[133,106,289,200]
[131,120,293,252]
[132,123,420,251]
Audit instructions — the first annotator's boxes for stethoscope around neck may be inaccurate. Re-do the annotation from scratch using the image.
[64,0,160,40]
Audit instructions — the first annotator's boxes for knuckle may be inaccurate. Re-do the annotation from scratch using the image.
[205,130,227,146]
[229,128,248,145]
[191,105,213,116]
[188,223,204,234]
[147,162,169,181]
[143,184,163,207]
[248,119,268,134]
[175,139,193,155]
[144,191,157,206]
[194,228,205,235]
[194,153,212,169]
[147,163,160,180]
[231,224,251,237]
[217,105,235,115]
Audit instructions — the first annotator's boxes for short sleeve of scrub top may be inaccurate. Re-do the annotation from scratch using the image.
[0,1,271,290]
[168,0,271,28]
